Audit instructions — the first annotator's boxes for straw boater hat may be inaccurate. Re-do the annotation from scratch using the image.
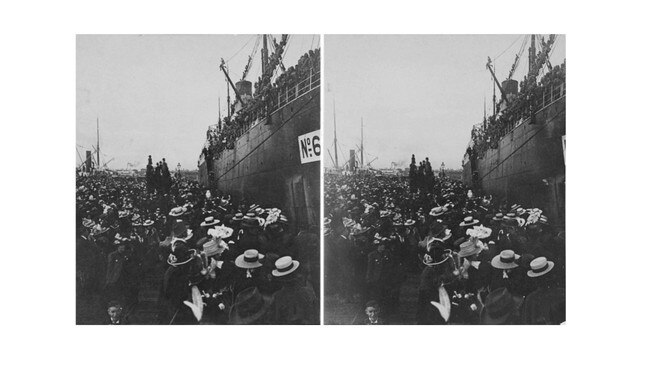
[200,216,220,227]
[491,250,521,270]
[479,287,523,325]
[527,257,554,278]
[118,211,129,219]
[231,212,244,222]
[404,219,416,226]
[459,216,480,227]
[235,249,265,269]
[229,287,271,325]
[169,207,184,217]
[272,256,300,277]
[515,207,526,216]
[510,204,521,211]
[143,219,154,227]
[342,217,355,228]
[429,207,446,217]
[492,212,505,221]
[457,239,483,258]
[92,225,109,236]
[82,218,95,229]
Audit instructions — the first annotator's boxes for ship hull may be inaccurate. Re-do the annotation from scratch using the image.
[201,88,320,229]
[463,95,565,226]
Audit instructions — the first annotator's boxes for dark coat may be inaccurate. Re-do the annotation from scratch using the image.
[269,279,318,324]
[521,286,566,324]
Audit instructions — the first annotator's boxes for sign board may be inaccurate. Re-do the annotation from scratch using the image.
[561,135,566,164]
[298,130,321,164]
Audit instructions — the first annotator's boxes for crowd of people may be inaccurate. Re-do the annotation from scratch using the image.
[76,161,319,325]
[203,48,320,158]
[324,164,565,325]
[408,154,436,194]
[467,61,566,159]
[145,155,172,194]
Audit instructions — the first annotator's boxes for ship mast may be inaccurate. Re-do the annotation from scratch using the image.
[261,35,269,77]
[360,117,364,168]
[218,97,222,131]
[96,117,100,171]
[528,34,536,79]
[226,75,231,118]
[333,97,339,169]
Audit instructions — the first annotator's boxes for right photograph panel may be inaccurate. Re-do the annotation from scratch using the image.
[323,35,566,325]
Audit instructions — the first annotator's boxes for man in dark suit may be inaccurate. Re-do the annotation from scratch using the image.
[365,241,391,304]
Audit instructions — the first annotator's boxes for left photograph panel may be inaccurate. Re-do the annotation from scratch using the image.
[76,35,321,325]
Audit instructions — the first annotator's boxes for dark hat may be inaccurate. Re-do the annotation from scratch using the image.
[172,220,193,240]
[229,287,271,325]
[480,287,523,325]
[167,240,197,267]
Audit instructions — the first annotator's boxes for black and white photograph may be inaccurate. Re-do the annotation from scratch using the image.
[324,34,566,325]
[76,34,321,325]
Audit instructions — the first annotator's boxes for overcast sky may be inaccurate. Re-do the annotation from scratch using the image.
[324,34,565,169]
[77,34,319,171]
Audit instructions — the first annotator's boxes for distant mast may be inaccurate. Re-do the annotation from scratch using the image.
[96,117,100,170]
[218,97,222,131]
[360,117,364,168]
[333,98,339,168]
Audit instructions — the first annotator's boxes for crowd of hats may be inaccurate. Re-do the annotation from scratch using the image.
[76,172,318,325]
[324,171,565,325]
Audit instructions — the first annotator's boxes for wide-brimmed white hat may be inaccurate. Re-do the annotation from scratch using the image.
[235,249,265,269]
[466,225,492,239]
[527,257,554,277]
[208,225,234,239]
[459,216,480,227]
[200,216,220,227]
[272,256,300,277]
[429,207,446,217]
[491,250,521,270]
[169,207,184,217]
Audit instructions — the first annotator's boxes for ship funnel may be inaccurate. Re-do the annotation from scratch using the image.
[502,79,519,101]
[235,80,252,96]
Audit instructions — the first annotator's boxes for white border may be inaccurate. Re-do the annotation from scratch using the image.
[2,1,650,365]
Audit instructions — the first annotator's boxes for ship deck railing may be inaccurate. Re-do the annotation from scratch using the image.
[209,68,320,161]
[471,81,565,159]
[503,81,566,138]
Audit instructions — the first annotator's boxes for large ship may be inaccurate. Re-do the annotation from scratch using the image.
[462,35,565,226]
[198,35,320,229]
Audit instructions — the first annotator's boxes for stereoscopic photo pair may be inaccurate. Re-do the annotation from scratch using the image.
[76,34,565,325]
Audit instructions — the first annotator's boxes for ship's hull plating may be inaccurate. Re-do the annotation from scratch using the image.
[463,96,565,225]
[200,89,320,229]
